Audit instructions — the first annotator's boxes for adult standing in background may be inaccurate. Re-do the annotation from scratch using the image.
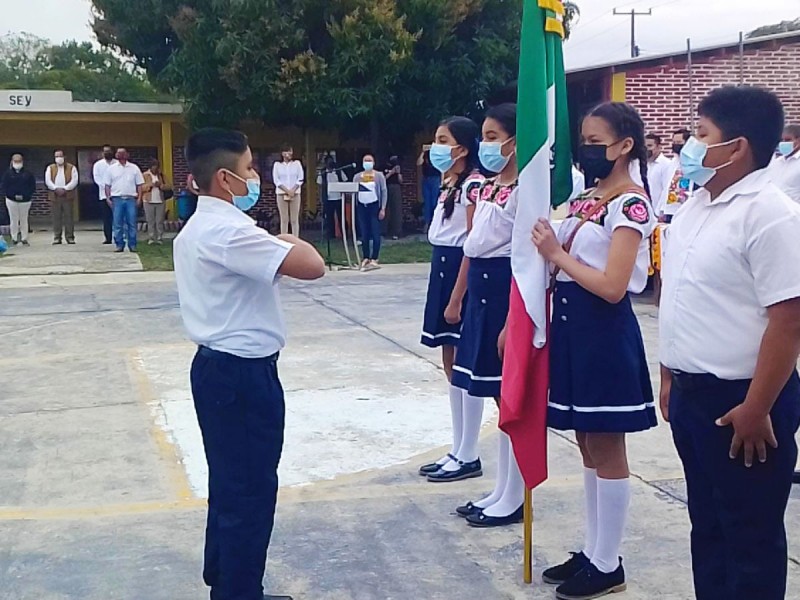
[141,159,170,245]
[272,144,304,235]
[105,148,144,253]
[354,154,387,271]
[93,145,117,245]
[317,158,347,240]
[384,155,403,239]
[659,128,694,222]
[770,124,800,203]
[2,153,36,246]
[45,150,79,245]
[644,133,673,212]
[418,148,441,228]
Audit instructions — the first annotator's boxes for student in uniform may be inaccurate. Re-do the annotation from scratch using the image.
[418,116,486,481]
[769,124,800,202]
[659,128,693,222]
[174,128,325,600]
[532,102,657,600]
[660,86,800,600]
[448,103,526,528]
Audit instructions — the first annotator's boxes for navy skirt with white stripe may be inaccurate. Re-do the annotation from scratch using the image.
[548,282,657,433]
[421,245,466,348]
[451,257,512,398]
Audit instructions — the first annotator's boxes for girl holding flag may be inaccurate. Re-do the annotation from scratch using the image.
[532,102,657,600]
[418,116,486,480]
[445,103,526,529]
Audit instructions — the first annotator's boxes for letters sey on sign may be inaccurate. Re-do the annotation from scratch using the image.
[7,94,33,108]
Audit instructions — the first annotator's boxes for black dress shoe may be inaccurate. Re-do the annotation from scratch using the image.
[555,560,625,600]
[793,470,800,484]
[102,240,112,245]
[466,504,524,528]
[426,459,482,483]
[455,501,482,518]
[264,595,293,600]
[418,454,456,476]
[542,552,591,585]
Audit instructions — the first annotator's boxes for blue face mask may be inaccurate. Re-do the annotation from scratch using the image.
[430,143,459,173]
[679,136,737,187]
[479,138,515,173]
[363,161,374,172]
[778,141,795,157]
[225,171,261,212]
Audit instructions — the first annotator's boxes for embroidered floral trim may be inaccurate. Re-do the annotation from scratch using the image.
[621,196,651,224]
[568,191,608,225]
[479,178,517,207]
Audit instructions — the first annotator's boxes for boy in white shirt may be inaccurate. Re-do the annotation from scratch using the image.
[660,86,800,600]
[770,124,800,202]
[174,128,324,600]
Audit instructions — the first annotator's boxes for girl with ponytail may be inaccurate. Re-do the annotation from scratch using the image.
[417,116,486,480]
[532,102,657,600]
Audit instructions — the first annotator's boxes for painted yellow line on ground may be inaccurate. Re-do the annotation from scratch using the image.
[126,349,195,502]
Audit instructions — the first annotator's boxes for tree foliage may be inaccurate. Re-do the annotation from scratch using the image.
[0,33,171,102]
[91,1,580,147]
[747,18,800,39]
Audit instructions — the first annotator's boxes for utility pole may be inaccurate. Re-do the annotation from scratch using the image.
[613,8,652,58]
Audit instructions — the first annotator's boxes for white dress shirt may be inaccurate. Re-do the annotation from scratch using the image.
[104,162,145,198]
[45,164,79,191]
[272,160,305,195]
[646,154,673,213]
[464,181,518,259]
[568,166,585,201]
[556,190,656,293]
[428,172,485,247]
[660,169,800,379]
[660,156,695,218]
[93,158,117,199]
[174,196,294,359]
[769,151,800,203]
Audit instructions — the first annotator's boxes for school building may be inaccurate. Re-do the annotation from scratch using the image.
[567,30,800,149]
[0,89,423,232]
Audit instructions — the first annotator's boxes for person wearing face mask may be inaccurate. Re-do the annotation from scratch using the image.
[45,150,79,245]
[659,86,800,600]
[769,124,800,203]
[657,128,694,223]
[532,102,656,600]
[104,148,145,252]
[272,144,305,235]
[642,133,672,215]
[140,159,171,245]
[92,145,118,244]
[353,154,388,271]
[174,128,324,600]
[2,153,36,246]
[449,104,525,529]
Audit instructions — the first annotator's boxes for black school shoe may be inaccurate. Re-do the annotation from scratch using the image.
[466,504,524,528]
[555,560,626,600]
[455,501,482,518]
[264,595,293,600]
[418,454,456,476]
[543,552,591,585]
[426,459,482,482]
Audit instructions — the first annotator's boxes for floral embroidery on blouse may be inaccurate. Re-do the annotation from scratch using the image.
[479,178,518,208]
[621,196,651,224]
[568,189,608,225]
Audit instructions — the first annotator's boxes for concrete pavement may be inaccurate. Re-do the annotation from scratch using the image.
[0,265,798,599]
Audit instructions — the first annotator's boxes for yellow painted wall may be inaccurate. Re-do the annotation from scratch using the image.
[611,72,627,102]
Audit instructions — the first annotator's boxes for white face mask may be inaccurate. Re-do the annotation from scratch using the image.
[12,162,22,171]
[55,157,65,166]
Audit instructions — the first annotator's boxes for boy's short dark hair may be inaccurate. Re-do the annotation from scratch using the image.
[785,125,800,139]
[185,128,249,190]
[645,133,662,145]
[673,128,691,141]
[698,86,785,169]
[281,144,293,153]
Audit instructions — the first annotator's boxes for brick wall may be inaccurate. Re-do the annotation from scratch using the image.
[625,41,800,154]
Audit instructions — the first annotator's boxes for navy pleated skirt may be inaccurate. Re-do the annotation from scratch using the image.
[451,257,511,398]
[548,282,657,433]
[421,245,465,348]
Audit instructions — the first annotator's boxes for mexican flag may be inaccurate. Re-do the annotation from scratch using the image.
[499,0,573,490]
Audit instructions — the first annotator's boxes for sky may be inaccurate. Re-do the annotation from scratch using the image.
[2,0,799,71]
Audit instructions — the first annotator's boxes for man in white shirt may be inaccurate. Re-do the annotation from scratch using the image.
[92,144,117,244]
[104,148,144,252]
[174,128,324,600]
[316,158,348,239]
[644,133,672,211]
[657,128,694,222]
[272,144,305,235]
[769,124,800,202]
[659,86,800,600]
[45,150,79,245]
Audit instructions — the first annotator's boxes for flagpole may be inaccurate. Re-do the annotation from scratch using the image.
[523,487,533,583]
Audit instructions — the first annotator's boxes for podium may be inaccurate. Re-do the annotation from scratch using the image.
[326,182,366,270]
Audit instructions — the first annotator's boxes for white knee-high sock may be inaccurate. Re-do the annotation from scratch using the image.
[483,439,525,518]
[582,468,599,559]
[434,385,465,466]
[592,477,630,574]
[442,392,483,471]
[474,432,510,509]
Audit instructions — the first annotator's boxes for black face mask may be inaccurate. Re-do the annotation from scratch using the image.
[104,152,114,160]
[578,144,616,184]
[646,149,654,160]
[672,143,684,155]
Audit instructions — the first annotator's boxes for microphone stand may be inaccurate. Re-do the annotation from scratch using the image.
[318,164,353,271]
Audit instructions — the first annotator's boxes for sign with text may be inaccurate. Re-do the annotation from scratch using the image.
[2,90,74,111]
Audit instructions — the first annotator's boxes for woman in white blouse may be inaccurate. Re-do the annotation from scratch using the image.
[272,144,305,235]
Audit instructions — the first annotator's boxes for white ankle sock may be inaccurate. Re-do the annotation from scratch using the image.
[441,392,483,471]
[582,468,598,559]
[592,477,630,574]
[483,440,525,518]
[474,432,510,509]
